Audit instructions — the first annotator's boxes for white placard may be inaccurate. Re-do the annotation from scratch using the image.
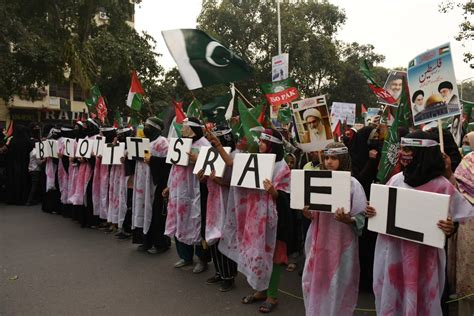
[166,138,193,166]
[101,143,125,165]
[63,138,75,157]
[290,170,351,213]
[35,141,50,159]
[368,184,449,249]
[271,53,289,82]
[330,102,356,128]
[75,138,93,158]
[126,137,150,160]
[230,153,276,190]
[193,146,231,178]
[92,136,105,156]
[44,140,58,158]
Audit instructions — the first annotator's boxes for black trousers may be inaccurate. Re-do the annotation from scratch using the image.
[27,171,41,204]
[210,242,237,280]
[122,188,133,233]
[143,187,170,249]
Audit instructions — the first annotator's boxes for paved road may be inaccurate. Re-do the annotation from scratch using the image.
[0,205,376,315]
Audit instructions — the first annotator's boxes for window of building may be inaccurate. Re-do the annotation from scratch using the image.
[73,84,87,101]
[49,81,70,99]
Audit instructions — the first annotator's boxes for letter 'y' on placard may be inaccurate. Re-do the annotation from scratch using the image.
[166,138,193,166]
[46,140,58,158]
[290,170,351,213]
[230,153,276,190]
[368,184,450,249]
[75,138,93,158]
[193,146,231,178]
[126,137,151,160]
[102,142,125,165]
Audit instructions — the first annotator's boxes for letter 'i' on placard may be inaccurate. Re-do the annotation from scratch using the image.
[230,153,276,190]
[165,138,193,166]
[193,146,231,178]
[290,170,351,213]
[368,183,450,249]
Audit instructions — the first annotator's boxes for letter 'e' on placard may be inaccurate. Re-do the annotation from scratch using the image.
[368,184,450,249]
[290,170,351,213]
[126,137,151,160]
[75,138,93,158]
[193,146,231,178]
[101,142,125,165]
[166,138,193,166]
[230,153,276,190]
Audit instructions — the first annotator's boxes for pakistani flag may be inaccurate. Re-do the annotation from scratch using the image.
[127,71,144,111]
[162,29,253,90]
[202,94,233,124]
[238,98,262,153]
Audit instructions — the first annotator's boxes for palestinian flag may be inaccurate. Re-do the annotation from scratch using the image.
[361,104,367,114]
[359,60,397,105]
[261,78,299,106]
[127,71,144,111]
[162,29,253,90]
[332,120,343,140]
[173,99,186,124]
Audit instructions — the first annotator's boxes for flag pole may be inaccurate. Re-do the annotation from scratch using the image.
[234,86,255,108]
[277,0,282,54]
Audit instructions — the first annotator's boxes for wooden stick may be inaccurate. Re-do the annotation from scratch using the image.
[438,119,444,153]
[234,86,255,108]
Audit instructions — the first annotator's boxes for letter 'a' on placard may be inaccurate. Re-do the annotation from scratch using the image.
[166,138,193,166]
[126,137,151,160]
[75,138,93,158]
[290,170,351,213]
[92,136,105,156]
[63,138,75,157]
[230,153,276,190]
[192,146,231,178]
[45,140,58,158]
[368,184,450,249]
[101,142,125,165]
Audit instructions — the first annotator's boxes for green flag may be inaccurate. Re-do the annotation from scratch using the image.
[377,79,412,184]
[277,107,292,125]
[238,98,262,153]
[202,94,232,124]
[261,78,299,106]
[162,29,253,90]
[85,85,101,109]
[186,98,203,120]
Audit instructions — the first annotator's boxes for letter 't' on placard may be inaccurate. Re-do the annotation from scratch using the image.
[290,170,351,213]
[230,153,276,190]
[101,142,125,165]
[92,136,105,156]
[368,184,450,249]
[165,138,193,166]
[75,138,93,158]
[193,146,231,178]
[126,137,151,160]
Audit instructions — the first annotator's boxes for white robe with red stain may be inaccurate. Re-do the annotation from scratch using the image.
[132,136,169,234]
[373,173,474,316]
[218,159,291,291]
[165,137,211,245]
[302,177,367,316]
[57,138,69,204]
[107,160,127,224]
[69,136,94,206]
[45,157,57,192]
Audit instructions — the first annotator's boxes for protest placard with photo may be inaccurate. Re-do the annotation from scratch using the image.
[291,95,333,152]
[407,43,461,126]
[330,102,356,129]
[365,108,382,126]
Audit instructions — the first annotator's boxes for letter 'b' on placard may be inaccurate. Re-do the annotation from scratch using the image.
[368,184,449,249]
[290,170,351,213]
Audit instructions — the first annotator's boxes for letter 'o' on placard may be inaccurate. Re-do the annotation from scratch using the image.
[290,170,351,213]
[230,153,276,190]
[75,138,93,158]
[368,184,450,249]
[166,138,193,166]
[193,146,231,178]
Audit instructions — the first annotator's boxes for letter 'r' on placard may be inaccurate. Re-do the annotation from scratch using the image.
[290,170,351,213]
[368,184,450,249]
[193,146,231,178]
[230,153,276,190]
[165,138,193,166]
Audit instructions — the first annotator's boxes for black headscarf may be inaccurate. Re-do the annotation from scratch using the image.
[426,128,462,172]
[213,126,236,151]
[101,127,117,143]
[403,130,445,187]
[349,126,374,177]
[261,128,284,161]
[143,117,163,141]
[86,118,101,137]
[187,117,204,142]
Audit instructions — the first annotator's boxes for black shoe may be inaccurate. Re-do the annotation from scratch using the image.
[137,244,150,252]
[116,232,131,240]
[206,275,223,285]
[219,279,235,292]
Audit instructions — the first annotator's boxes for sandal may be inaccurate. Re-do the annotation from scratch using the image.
[241,293,267,304]
[286,263,296,272]
[259,301,278,313]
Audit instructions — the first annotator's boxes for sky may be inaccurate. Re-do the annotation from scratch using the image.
[135,0,473,82]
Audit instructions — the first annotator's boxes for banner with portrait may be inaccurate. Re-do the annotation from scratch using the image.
[407,43,461,126]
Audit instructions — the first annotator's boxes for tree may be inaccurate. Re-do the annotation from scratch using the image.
[439,0,473,68]
[0,0,163,122]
